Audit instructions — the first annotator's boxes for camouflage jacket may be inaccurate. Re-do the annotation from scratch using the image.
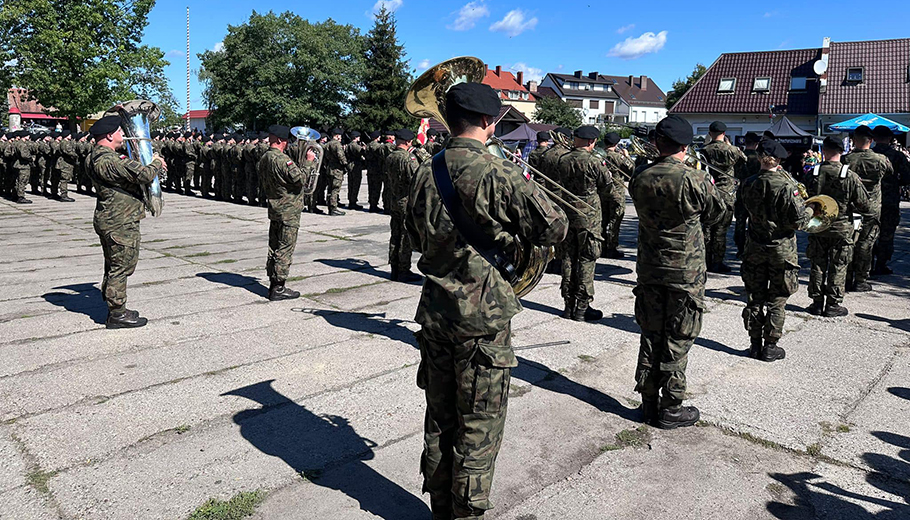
[556,148,613,232]
[88,146,164,231]
[323,139,348,173]
[345,141,364,171]
[13,140,32,167]
[843,148,891,218]
[629,155,725,291]
[258,147,316,226]
[36,140,51,169]
[363,141,384,173]
[872,143,910,207]
[539,143,569,184]
[803,160,870,238]
[406,137,568,338]
[385,146,420,210]
[58,140,78,173]
[735,148,761,181]
[184,140,198,164]
[527,144,549,171]
[741,168,813,263]
[701,139,745,202]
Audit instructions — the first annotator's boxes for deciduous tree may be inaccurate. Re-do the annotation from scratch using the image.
[533,97,583,128]
[665,63,707,110]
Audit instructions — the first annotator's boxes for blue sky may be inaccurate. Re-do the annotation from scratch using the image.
[143,0,910,112]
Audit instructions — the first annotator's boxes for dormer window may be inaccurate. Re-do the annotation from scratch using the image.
[790,77,807,90]
[846,67,864,83]
[753,77,771,92]
[718,77,736,93]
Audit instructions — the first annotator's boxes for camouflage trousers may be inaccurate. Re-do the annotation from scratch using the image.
[417,325,515,519]
[367,171,384,209]
[703,203,734,267]
[232,166,245,202]
[807,234,853,305]
[848,216,880,285]
[874,205,900,268]
[601,191,625,253]
[266,220,299,283]
[314,170,328,204]
[14,167,30,198]
[95,221,141,313]
[741,252,799,342]
[50,167,73,197]
[327,170,344,211]
[560,228,603,303]
[389,208,412,273]
[733,194,747,257]
[200,167,213,197]
[633,284,704,409]
[347,166,362,206]
[245,167,258,204]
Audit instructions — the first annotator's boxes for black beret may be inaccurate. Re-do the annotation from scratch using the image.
[445,82,501,117]
[536,131,550,142]
[349,130,361,138]
[427,128,438,136]
[709,121,727,133]
[655,115,693,145]
[556,127,572,138]
[259,132,269,140]
[369,130,381,140]
[232,133,244,141]
[575,125,599,140]
[853,125,873,138]
[394,128,415,141]
[89,115,122,136]
[603,132,621,146]
[183,131,193,138]
[871,125,894,139]
[759,139,789,159]
[744,131,761,144]
[763,130,776,139]
[330,127,342,135]
[61,130,71,137]
[822,136,845,152]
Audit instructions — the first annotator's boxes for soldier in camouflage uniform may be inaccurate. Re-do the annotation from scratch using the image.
[0,133,9,198]
[526,131,550,172]
[740,139,814,361]
[629,115,725,429]
[242,135,258,205]
[804,136,871,318]
[345,131,365,210]
[701,121,746,273]
[734,132,762,258]
[364,131,385,213]
[212,134,225,200]
[320,129,347,215]
[384,129,422,283]
[182,132,198,196]
[557,125,612,321]
[406,82,568,520]
[34,133,51,196]
[86,115,168,328]
[871,125,910,275]
[600,132,635,259]
[11,131,34,204]
[258,125,318,301]
[843,125,892,292]
[539,128,572,273]
[52,130,77,202]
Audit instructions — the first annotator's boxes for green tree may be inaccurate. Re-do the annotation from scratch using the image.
[0,0,171,130]
[533,97,583,128]
[351,6,412,132]
[198,11,364,131]
[665,63,707,110]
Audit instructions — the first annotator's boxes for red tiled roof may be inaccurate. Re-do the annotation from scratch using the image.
[428,105,528,132]
[182,110,211,119]
[670,48,822,115]
[818,38,910,115]
[7,88,57,116]
[483,67,536,101]
[601,75,667,107]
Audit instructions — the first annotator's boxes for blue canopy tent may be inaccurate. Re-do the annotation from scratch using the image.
[829,113,910,133]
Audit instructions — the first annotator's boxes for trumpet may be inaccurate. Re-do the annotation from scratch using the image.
[290,126,324,195]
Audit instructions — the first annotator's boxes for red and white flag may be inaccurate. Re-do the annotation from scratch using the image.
[417,118,430,145]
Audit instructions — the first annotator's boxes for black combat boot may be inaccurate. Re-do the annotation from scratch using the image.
[348,202,362,210]
[749,337,763,358]
[390,267,399,282]
[604,249,625,259]
[268,281,300,301]
[106,309,148,329]
[397,270,422,283]
[853,281,872,292]
[572,301,603,322]
[369,205,380,213]
[655,405,700,430]
[58,193,74,202]
[329,208,346,216]
[760,342,786,362]
[561,298,576,319]
[806,299,825,316]
[709,262,732,274]
[639,397,659,425]
[310,206,325,215]
[823,302,848,317]
[16,197,32,204]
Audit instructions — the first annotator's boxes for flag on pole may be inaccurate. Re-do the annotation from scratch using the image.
[417,118,430,145]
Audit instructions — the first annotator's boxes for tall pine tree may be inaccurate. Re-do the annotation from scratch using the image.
[353,6,411,132]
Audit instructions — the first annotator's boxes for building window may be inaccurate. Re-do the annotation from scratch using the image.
[846,67,864,83]
[632,110,638,121]
[654,111,659,121]
[508,91,519,100]
[583,83,591,90]
[790,77,807,90]
[567,99,583,108]
[603,101,614,114]
[718,77,736,93]
[590,100,599,109]
[568,81,579,89]
[752,77,771,92]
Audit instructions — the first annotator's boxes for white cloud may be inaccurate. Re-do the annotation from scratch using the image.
[417,59,431,70]
[508,62,543,83]
[166,49,185,58]
[448,1,490,31]
[616,24,635,34]
[764,10,778,18]
[373,0,403,13]
[213,41,224,52]
[489,9,538,37]
[608,31,668,60]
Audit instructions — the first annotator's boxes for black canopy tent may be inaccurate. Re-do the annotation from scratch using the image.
[734,116,816,147]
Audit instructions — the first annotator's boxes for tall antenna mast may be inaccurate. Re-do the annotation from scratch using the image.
[186,6,191,131]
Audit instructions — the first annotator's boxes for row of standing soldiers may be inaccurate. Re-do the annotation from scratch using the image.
[1,129,96,204]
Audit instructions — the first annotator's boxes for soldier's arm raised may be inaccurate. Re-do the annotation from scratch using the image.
[97,154,164,186]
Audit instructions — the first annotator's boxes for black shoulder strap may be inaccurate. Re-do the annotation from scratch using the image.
[431,151,517,284]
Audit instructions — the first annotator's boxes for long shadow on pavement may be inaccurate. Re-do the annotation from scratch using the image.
[196,272,269,298]
[887,387,910,401]
[41,283,107,324]
[855,313,910,334]
[315,258,391,281]
[222,380,430,519]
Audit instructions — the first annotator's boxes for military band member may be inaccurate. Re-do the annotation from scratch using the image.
[629,115,724,428]
[53,130,77,202]
[843,125,892,292]
[871,125,910,275]
[740,139,814,361]
[600,132,635,259]
[804,136,870,318]
[701,121,746,273]
[406,82,567,519]
[527,131,550,171]
[384,129,421,282]
[322,128,348,216]
[87,115,168,328]
[557,125,612,321]
[11,131,33,204]
[345,130,365,210]
[258,125,317,301]
[734,132,762,258]
[364,130,385,213]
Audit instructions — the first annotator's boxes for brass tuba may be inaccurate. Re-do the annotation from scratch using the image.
[107,100,163,216]
[290,126,324,195]
[804,194,838,233]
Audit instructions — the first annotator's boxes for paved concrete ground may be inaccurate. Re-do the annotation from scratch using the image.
[0,182,908,520]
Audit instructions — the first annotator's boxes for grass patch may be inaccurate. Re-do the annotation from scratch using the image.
[187,490,266,520]
[26,469,58,495]
[213,259,238,264]
[577,354,596,363]
[601,425,651,452]
[836,424,850,433]
[89,243,101,247]
[185,251,212,258]
[175,425,191,434]
[509,384,532,398]
[286,275,307,282]
[806,443,823,457]
[145,238,167,243]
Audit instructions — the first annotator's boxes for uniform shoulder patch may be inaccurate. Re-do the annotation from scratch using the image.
[119,154,127,159]
[287,160,294,166]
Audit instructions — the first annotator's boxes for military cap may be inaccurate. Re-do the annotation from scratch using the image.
[18,130,30,138]
[259,132,268,140]
[382,129,392,136]
[574,125,599,140]
[762,130,776,139]
[184,131,193,138]
[267,125,291,140]
[349,130,361,138]
[603,132,621,146]
[90,115,122,136]
[61,130,71,137]
[330,127,342,136]
[655,115,693,145]
[822,135,845,152]
[556,127,572,138]
[853,125,873,138]
[394,128,415,141]
[758,139,789,159]
[369,130,381,140]
[709,121,727,133]
[536,131,551,142]
[871,125,894,139]
[445,82,501,117]
[427,128,438,136]
[744,131,761,144]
